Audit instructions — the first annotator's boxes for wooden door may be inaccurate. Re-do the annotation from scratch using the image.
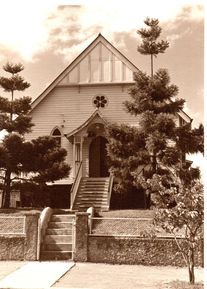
[89,136,109,177]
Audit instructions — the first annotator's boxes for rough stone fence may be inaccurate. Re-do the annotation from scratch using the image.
[74,212,204,267]
[0,210,203,265]
[0,213,39,260]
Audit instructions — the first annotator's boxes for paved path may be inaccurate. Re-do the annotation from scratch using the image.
[53,262,204,289]
[0,261,204,289]
[0,261,27,281]
[0,261,74,289]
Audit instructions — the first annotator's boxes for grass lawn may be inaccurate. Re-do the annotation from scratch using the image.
[0,208,41,215]
[164,281,203,289]
[93,209,155,235]
[94,209,187,238]
[97,209,154,218]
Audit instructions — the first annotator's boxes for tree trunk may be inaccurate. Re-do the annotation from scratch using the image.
[150,152,157,176]
[188,247,195,284]
[2,170,11,208]
[151,54,153,78]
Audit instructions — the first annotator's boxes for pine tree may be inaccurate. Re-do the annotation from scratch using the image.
[106,18,203,208]
[0,63,70,208]
[137,17,169,77]
[0,63,33,208]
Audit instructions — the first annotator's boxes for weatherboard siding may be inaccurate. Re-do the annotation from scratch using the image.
[27,83,139,182]
[29,84,138,140]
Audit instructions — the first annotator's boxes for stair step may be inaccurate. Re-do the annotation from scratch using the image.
[45,243,73,251]
[76,196,107,200]
[77,196,107,200]
[75,200,107,204]
[78,192,108,198]
[79,190,108,194]
[80,183,108,186]
[77,195,107,199]
[51,215,75,222]
[75,205,108,210]
[80,189,108,193]
[76,200,107,204]
[48,222,73,229]
[41,251,72,260]
[45,235,72,244]
[77,196,107,202]
[82,177,109,181]
[72,176,111,212]
[80,182,108,188]
[46,228,72,235]
[75,202,107,206]
[40,212,75,261]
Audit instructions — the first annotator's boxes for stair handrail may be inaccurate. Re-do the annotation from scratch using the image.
[87,206,94,234]
[107,174,114,209]
[70,161,83,209]
[37,207,53,260]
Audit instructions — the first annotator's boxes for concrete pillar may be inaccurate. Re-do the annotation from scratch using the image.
[74,212,89,262]
[24,213,39,260]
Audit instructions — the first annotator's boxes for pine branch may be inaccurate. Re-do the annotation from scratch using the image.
[0,75,30,92]
[3,63,24,74]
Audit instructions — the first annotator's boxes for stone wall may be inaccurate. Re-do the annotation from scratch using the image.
[73,213,203,267]
[87,236,203,267]
[0,211,203,265]
[74,213,203,266]
[0,235,25,260]
[0,213,39,260]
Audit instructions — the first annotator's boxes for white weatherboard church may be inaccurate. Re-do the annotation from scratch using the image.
[29,34,191,211]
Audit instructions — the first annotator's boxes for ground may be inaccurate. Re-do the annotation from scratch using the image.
[53,262,204,289]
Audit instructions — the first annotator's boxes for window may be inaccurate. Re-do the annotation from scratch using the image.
[52,128,61,146]
[93,95,108,108]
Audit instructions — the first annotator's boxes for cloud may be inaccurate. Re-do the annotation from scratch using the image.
[0,1,204,62]
[0,1,58,61]
[46,1,204,62]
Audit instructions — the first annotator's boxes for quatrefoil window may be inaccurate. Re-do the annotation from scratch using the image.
[93,95,108,108]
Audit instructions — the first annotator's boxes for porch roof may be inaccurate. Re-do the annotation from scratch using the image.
[66,109,107,138]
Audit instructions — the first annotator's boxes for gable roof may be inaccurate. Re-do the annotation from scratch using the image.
[66,109,107,138]
[31,33,139,110]
[31,33,192,124]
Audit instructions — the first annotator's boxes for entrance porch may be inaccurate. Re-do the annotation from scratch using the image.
[66,110,113,211]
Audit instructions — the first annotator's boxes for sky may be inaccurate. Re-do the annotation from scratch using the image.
[0,0,205,170]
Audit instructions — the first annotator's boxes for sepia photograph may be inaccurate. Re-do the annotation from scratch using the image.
[0,0,204,288]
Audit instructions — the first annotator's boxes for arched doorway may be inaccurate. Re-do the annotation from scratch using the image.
[89,136,109,177]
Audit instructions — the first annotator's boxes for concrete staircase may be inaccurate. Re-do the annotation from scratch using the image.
[73,177,110,211]
[41,214,75,260]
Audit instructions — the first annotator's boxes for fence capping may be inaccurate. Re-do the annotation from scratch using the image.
[92,217,153,220]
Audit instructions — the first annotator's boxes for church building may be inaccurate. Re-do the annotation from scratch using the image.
[28,34,191,211]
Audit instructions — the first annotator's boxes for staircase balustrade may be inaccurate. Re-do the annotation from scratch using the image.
[107,174,114,209]
[37,207,53,260]
[70,161,83,210]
